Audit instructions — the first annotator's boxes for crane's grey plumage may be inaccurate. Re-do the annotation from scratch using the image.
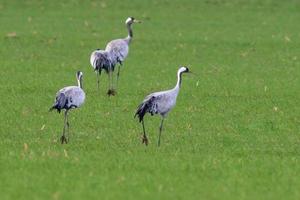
[135,66,191,146]
[50,71,86,144]
[90,17,141,95]
[90,49,115,91]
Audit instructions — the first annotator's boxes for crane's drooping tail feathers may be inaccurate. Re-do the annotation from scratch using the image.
[134,96,156,122]
[94,52,115,73]
[49,93,67,113]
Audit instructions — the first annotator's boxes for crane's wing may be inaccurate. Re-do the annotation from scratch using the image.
[105,39,129,64]
[49,92,67,113]
[134,93,163,122]
[91,50,113,73]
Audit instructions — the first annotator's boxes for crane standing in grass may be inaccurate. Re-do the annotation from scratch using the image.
[50,71,86,144]
[135,66,191,146]
[90,17,141,95]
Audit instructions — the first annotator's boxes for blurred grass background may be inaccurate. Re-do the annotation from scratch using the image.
[0,0,300,199]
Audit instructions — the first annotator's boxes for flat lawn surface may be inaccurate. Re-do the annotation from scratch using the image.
[1,0,300,199]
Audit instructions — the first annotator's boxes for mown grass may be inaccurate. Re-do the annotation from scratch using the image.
[0,0,300,199]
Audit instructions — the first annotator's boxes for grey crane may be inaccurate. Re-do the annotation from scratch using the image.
[134,66,191,146]
[50,71,86,144]
[90,17,141,95]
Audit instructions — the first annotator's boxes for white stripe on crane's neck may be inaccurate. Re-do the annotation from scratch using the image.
[175,69,184,89]
[126,23,133,43]
[77,77,83,89]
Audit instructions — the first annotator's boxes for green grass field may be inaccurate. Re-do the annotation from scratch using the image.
[1,0,300,199]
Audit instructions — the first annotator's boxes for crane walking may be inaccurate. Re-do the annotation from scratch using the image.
[90,17,141,95]
[50,71,86,144]
[134,66,191,146]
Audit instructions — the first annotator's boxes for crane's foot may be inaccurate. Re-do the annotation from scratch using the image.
[60,135,68,144]
[107,89,117,96]
[141,134,148,146]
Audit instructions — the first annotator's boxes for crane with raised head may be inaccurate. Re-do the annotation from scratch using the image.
[90,17,141,95]
[50,71,86,144]
[135,66,191,146]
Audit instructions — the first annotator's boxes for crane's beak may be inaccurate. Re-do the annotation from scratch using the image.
[133,19,142,23]
[187,70,196,76]
[185,68,192,74]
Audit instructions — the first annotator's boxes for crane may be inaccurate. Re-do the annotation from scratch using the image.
[50,71,86,144]
[135,66,191,146]
[90,17,141,95]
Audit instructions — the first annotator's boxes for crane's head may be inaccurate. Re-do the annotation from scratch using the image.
[125,17,142,25]
[76,71,84,89]
[179,66,190,74]
[76,71,83,80]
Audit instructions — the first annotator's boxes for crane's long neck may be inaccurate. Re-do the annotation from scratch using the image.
[173,70,183,92]
[126,23,133,43]
[77,77,83,89]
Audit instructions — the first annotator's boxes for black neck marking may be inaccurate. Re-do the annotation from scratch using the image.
[178,72,183,88]
[127,24,133,37]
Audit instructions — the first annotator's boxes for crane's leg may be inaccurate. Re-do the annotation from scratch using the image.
[141,119,148,146]
[112,69,116,95]
[107,70,116,96]
[107,70,112,95]
[157,117,165,147]
[115,64,121,91]
[61,110,68,144]
[96,70,101,91]
[107,70,111,94]
[111,69,116,95]
[66,110,70,138]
